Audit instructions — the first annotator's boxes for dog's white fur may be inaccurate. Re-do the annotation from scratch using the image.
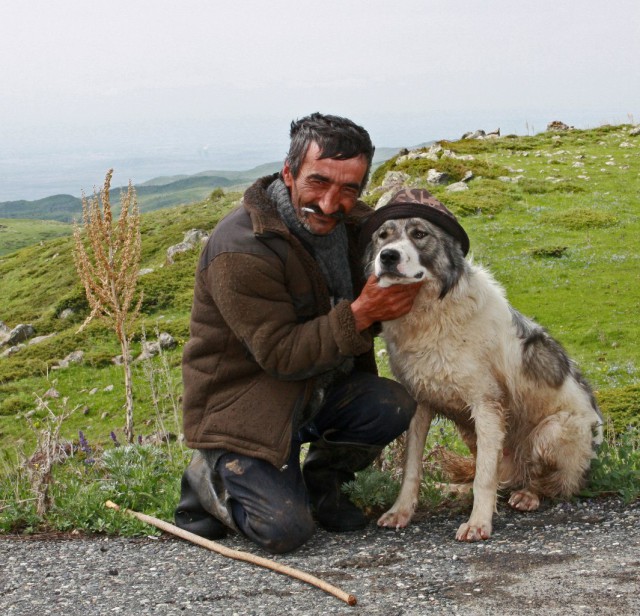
[366,218,602,542]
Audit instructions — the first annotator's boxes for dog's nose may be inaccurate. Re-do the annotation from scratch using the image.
[380,249,401,265]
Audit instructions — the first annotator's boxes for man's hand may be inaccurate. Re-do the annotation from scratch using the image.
[351,275,423,332]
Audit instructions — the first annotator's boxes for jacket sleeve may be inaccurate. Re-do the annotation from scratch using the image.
[206,251,372,380]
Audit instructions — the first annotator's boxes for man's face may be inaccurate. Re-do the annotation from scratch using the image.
[282,142,368,235]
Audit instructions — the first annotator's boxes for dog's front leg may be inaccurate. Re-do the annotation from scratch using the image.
[378,403,433,529]
[456,404,504,542]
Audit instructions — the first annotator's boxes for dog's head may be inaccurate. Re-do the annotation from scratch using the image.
[361,189,469,298]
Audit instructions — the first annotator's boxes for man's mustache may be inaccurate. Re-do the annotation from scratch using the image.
[301,205,345,221]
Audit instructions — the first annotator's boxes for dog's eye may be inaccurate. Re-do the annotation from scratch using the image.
[412,230,428,240]
[378,230,388,239]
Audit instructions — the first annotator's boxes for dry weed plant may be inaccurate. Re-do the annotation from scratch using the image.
[24,395,77,516]
[139,327,183,460]
[73,169,143,443]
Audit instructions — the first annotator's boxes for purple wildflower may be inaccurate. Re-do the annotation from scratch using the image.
[78,430,95,465]
[78,430,91,455]
[109,431,121,448]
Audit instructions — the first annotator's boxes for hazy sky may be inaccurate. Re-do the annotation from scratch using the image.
[1,0,639,198]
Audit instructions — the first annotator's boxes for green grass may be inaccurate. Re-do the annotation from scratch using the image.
[0,218,73,257]
[1,123,639,534]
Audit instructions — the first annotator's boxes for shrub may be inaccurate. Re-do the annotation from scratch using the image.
[528,245,569,259]
[550,208,618,230]
[598,385,640,432]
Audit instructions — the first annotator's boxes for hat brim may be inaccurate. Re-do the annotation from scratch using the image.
[360,202,470,256]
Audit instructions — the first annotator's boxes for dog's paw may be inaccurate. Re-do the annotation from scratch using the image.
[508,489,540,511]
[377,509,413,529]
[456,521,491,542]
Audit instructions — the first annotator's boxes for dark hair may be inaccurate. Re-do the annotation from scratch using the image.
[286,112,375,193]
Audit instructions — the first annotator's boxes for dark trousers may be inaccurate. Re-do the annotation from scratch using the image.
[199,372,415,552]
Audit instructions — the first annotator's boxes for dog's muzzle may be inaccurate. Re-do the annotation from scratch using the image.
[379,248,401,269]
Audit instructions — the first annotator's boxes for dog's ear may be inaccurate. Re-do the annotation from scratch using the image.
[362,239,375,278]
[438,242,466,299]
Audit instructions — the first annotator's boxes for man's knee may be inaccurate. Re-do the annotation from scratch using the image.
[218,452,315,553]
[366,377,416,443]
[230,499,315,554]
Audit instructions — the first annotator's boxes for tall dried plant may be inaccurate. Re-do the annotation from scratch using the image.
[73,169,143,443]
[25,395,77,516]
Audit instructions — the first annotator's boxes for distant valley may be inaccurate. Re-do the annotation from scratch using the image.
[0,147,403,225]
[0,147,403,256]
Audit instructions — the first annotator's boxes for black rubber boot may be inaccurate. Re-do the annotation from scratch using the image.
[174,453,228,540]
[302,436,382,532]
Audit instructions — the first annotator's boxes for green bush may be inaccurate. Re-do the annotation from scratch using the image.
[0,394,31,416]
[598,385,640,432]
[550,208,618,230]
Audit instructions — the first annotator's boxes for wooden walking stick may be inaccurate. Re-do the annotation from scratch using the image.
[105,501,357,606]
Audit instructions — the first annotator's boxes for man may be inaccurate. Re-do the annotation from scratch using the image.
[175,112,421,554]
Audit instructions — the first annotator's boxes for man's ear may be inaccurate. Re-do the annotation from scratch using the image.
[282,160,293,188]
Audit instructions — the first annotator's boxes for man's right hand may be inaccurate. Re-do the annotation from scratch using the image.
[350,275,423,332]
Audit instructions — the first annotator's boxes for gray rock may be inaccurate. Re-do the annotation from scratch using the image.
[166,229,209,264]
[2,344,25,357]
[426,169,450,185]
[381,171,409,188]
[59,308,75,320]
[28,333,56,346]
[5,324,35,346]
[441,150,475,161]
[0,323,11,346]
[112,353,133,365]
[57,350,84,369]
[158,332,176,350]
[547,120,572,131]
[183,229,209,245]
[446,182,469,193]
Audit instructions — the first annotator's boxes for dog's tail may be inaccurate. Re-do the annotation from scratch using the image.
[431,446,476,483]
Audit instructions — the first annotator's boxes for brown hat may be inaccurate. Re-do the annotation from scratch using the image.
[360,188,470,256]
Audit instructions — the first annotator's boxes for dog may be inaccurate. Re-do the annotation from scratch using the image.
[360,188,603,542]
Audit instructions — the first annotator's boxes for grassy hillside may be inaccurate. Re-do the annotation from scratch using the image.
[1,124,639,455]
[0,218,73,257]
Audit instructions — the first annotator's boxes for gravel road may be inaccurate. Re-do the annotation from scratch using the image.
[1,497,638,615]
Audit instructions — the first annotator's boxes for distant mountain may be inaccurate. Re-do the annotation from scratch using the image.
[0,147,407,223]
[0,194,83,222]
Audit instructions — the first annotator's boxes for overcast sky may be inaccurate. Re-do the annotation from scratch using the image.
[1,0,639,197]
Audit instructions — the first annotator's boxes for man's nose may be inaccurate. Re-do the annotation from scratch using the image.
[318,185,341,214]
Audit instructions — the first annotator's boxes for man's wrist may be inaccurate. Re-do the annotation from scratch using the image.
[350,299,372,333]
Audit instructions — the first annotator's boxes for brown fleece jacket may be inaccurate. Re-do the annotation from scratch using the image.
[181,174,377,468]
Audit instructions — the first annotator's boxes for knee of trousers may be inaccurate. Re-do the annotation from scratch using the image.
[231,499,315,554]
[367,378,417,443]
